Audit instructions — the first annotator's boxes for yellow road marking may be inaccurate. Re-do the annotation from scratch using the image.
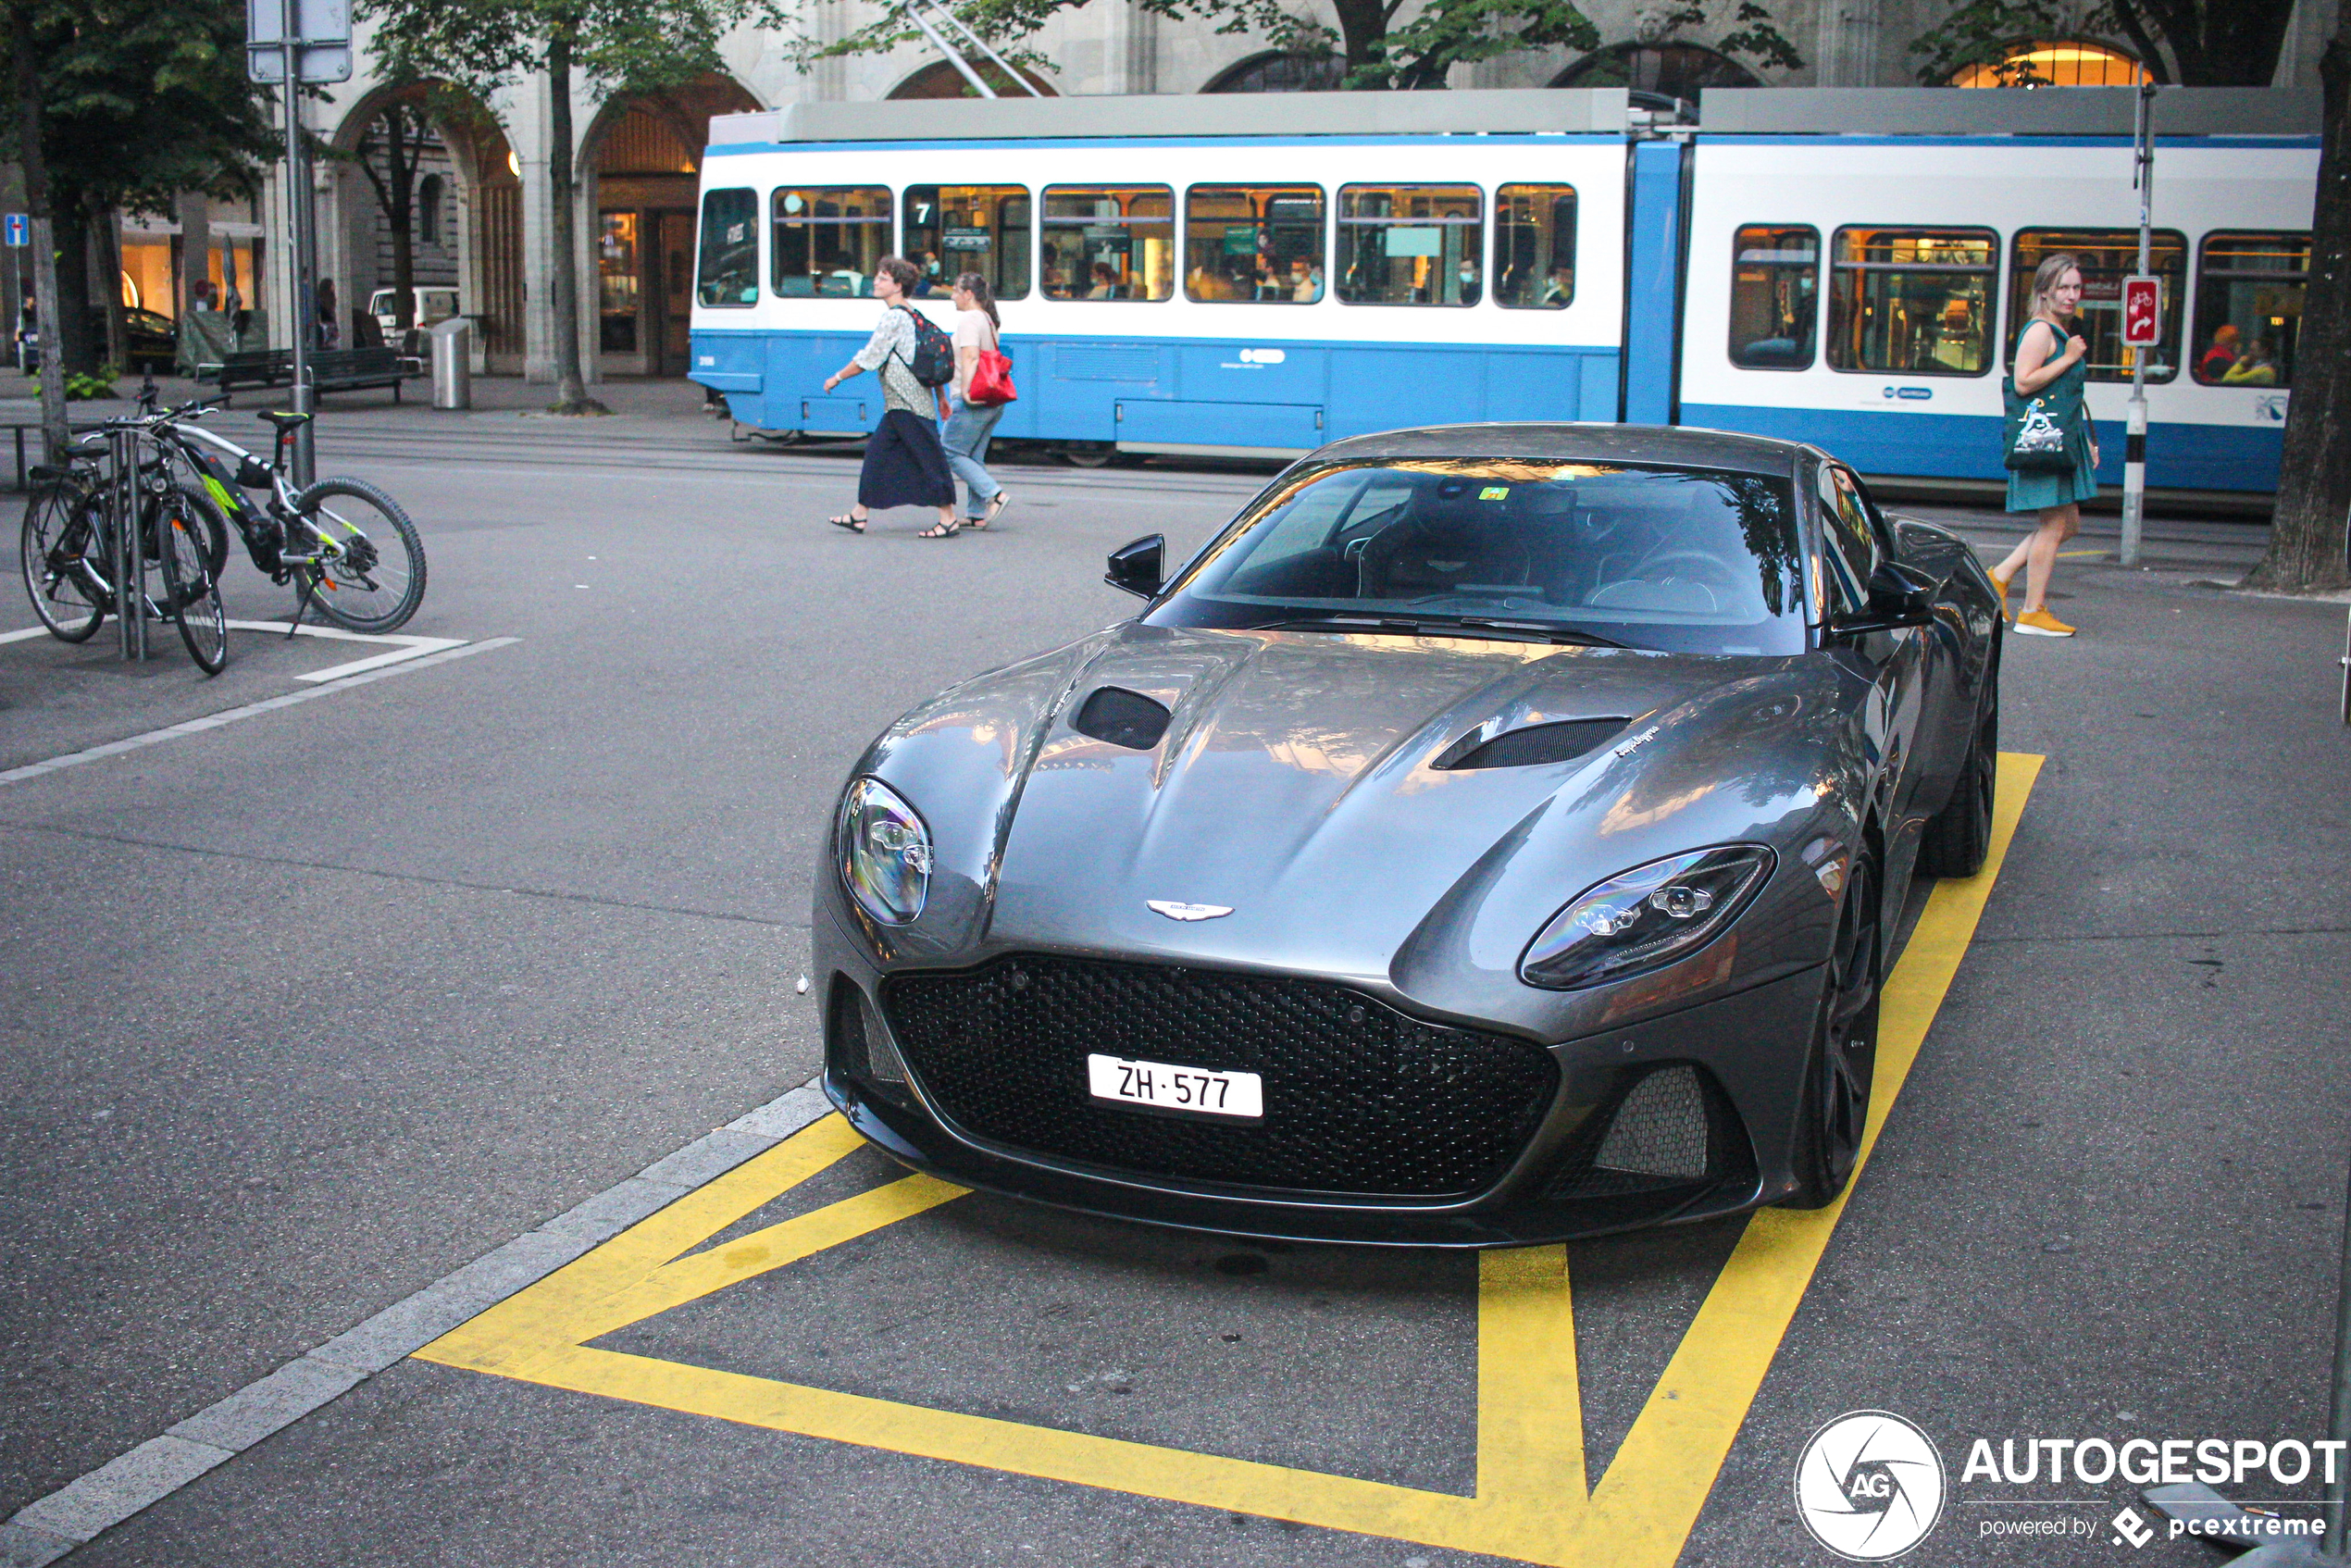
[419,753,2044,1566]
[2056,548,2106,558]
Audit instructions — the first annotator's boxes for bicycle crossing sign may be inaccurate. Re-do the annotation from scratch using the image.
[4,215,26,248]
[2122,275,2161,347]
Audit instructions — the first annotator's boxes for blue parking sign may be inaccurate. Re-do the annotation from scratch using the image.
[3,215,26,247]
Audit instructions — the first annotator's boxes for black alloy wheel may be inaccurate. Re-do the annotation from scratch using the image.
[1918,637,1999,877]
[1784,843,1883,1208]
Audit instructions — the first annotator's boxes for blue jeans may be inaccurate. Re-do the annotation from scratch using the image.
[940,401,1005,516]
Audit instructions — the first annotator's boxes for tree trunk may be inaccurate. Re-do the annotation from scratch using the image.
[389,106,417,332]
[1329,0,1389,81]
[11,0,67,459]
[2249,16,2351,592]
[94,205,127,369]
[544,33,603,413]
[53,203,96,377]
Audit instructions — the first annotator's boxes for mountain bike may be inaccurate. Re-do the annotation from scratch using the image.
[19,430,231,673]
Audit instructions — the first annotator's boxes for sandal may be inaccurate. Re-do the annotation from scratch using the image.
[969,493,1012,530]
[918,519,962,540]
[828,513,866,533]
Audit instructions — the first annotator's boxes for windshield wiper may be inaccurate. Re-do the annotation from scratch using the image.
[1252,615,1628,650]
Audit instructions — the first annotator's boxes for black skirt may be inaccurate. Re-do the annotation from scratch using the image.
[859,408,956,510]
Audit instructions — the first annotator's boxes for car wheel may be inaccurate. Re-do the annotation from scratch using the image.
[1917,636,1999,877]
[1783,841,1882,1208]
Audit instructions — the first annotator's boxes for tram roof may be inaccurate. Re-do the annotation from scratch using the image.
[1697,86,2317,138]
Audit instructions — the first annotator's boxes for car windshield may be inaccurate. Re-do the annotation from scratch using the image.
[1145,458,1806,655]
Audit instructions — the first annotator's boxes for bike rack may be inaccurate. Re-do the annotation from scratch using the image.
[107,425,149,662]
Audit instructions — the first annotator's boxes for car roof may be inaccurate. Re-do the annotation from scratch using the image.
[1308,422,1809,479]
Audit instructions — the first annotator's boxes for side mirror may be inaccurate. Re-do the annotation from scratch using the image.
[1835,560,1937,638]
[1104,534,1164,599]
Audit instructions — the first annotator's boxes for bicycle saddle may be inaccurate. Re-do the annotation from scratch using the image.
[257,410,313,429]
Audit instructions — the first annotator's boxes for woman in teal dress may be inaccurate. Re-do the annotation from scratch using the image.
[1991,253,2100,638]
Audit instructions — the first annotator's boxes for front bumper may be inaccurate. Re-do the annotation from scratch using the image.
[816,916,1826,1249]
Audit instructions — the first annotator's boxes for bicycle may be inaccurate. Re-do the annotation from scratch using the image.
[134,395,428,635]
[19,429,232,674]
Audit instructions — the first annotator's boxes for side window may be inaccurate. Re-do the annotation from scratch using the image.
[1827,226,1997,376]
[2009,228,2186,382]
[1814,465,1874,616]
[1729,224,1818,368]
[1184,184,1325,303]
[902,185,1031,301]
[1495,184,1575,309]
[695,190,761,305]
[1040,185,1174,302]
[2193,231,2307,388]
[770,186,891,299]
[1336,184,1484,306]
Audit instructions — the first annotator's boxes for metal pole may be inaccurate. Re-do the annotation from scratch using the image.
[927,0,1046,96]
[900,2,996,98]
[111,427,144,661]
[2120,80,2155,567]
[280,0,316,488]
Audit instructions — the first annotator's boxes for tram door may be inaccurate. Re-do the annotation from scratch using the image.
[656,212,696,377]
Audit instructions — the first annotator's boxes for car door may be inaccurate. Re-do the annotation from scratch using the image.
[1846,467,1968,814]
[1814,462,1931,841]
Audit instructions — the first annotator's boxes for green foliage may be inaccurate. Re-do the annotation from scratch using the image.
[30,364,119,400]
[1350,0,1599,90]
[358,0,746,106]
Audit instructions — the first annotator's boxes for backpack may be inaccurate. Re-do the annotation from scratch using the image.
[893,305,956,389]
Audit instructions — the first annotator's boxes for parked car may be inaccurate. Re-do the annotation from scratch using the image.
[367,286,459,337]
[813,423,2004,1246]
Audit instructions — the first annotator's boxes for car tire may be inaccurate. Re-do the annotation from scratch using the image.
[1783,840,1882,1209]
[1917,636,1999,877]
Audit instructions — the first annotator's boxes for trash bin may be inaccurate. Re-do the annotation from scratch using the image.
[429,317,470,410]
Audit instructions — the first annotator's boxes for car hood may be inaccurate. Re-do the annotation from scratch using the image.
[852,621,1855,1034]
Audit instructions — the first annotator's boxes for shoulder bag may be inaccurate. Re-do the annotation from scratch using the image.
[965,317,1017,407]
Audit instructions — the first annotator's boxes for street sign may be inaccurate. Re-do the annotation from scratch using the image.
[2122,274,2161,347]
[3,215,25,248]
[246,0,351,82]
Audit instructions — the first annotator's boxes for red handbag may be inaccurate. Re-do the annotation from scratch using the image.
[966,336,1017,406]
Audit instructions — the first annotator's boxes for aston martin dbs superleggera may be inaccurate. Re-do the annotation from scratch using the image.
[815,424,2002,1246]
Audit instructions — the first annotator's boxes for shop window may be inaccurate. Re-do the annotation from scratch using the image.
[1184,185,1325,303]
[1827,226,1997,376]
[598,212,639,352]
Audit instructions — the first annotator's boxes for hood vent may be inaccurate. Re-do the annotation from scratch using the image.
[1436,716,1630,771]
[1071,686,1174,751]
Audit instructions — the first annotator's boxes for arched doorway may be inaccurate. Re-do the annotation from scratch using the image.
[886,59,1058,98]
[1948,40,2146,87]
[1200,52,1346,93]
[1549,42,1760,103]
[586,72,762,377]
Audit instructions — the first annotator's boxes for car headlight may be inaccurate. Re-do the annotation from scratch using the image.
[1519,845,1774,990]
[838,777,932,925]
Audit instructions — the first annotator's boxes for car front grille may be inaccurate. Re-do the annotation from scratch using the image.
[878,954,1560,1200]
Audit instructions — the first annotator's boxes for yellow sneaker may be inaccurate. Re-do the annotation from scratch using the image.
[1989,566,2013,623]
[2013,607,2075,638]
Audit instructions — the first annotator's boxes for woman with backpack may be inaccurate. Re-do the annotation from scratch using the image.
[943,271,1013,529]
[820,255,961,538]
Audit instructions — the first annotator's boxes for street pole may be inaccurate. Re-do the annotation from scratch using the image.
[280,0,316,487]
[2120,81,2156,567]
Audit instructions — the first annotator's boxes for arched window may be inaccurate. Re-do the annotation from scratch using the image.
[1550,42,1760,100]
[1202,52,1346,93]
[1949,40,2146,87]
[886,59,1057,99]
[417,174,443,245]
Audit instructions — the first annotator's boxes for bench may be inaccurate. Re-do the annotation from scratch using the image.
[195,349,293,393]
[194,345,413,403]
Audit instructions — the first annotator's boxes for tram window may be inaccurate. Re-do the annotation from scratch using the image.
[1827,227,1996,376]
[1337,184,1484,306]
[2008,229,2185,383]
[770,186,892,299]
[1495,185,1575,310]
[1728,224,1818,368]
[1040,185,1174,301]
[697,188,759,308]
[1184,185,1325,303]
[902,185,1031,301]
[2192,231,2307,388]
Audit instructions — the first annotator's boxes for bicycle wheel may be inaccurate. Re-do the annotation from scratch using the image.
[291,478,426,633]
[19,480,107,641]
[157,489,229,675]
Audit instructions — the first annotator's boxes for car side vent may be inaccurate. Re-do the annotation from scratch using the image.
[1072,687,1173,751]
[1437,717,1629,770]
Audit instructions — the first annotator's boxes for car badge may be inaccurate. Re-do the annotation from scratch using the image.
[1147,900,1233,921]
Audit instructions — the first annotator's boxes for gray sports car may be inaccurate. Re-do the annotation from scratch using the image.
[814,425,2001,1246]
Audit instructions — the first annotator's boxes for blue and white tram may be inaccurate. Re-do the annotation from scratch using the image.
[688,87,2316,493]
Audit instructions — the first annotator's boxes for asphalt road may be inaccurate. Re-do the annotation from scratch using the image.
[1,410,2345,1568]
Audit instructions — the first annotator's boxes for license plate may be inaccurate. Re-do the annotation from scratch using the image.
[1087,1053,1263,1121]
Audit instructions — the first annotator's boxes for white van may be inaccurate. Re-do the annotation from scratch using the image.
[367,286,460,337]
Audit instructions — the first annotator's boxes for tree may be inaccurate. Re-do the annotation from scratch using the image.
[792,0,1797,95]
[354,96,430,334]
[1909,0,2297,86]
[1,0,276,381]
[361,0,751,413]
[7,0,68,460]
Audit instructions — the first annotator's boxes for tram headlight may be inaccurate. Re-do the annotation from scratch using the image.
[838,777,932,926]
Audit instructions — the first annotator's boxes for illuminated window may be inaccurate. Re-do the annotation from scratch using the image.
[2007,229,2185,382]
[1827,227,1997,377]
[1950,40,2146,88]
[2193,232,2308,389]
